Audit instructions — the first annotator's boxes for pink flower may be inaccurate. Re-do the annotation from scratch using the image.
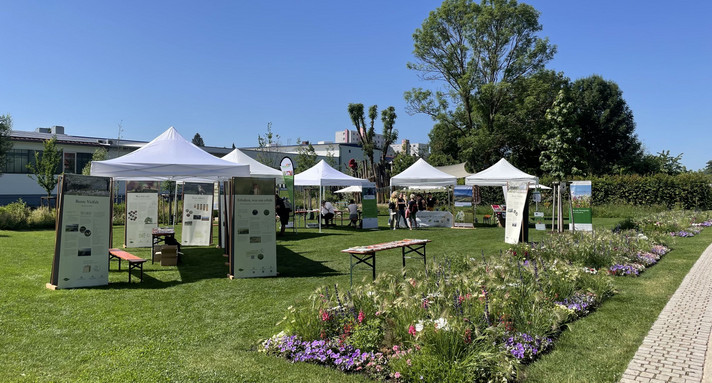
[358,310,365,324]
[375,311,381,316]
[406,359,412,366]
[394,372,401,379]
[408,325,416,336]
[392,345,399,352]
[320,310,329,321]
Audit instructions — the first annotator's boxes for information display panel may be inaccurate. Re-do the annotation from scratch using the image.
[569,181,593,232]
[504,181,530,244]
[125,181,158,247]
[182,182,214,246]
[361,183,378,229]
[230,177,277,278]
[49,174,112,289]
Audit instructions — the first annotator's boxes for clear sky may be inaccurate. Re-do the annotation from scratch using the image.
[2,1,710,170]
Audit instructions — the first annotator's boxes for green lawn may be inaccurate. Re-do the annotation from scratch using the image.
[0,217,709,382]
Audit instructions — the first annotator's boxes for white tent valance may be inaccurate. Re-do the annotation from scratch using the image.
[222,149,283,182]
[294,160,369,187]
[91,127,249,181]
[465,158,538,186]
[335,185,362,194]
[434,163,473,179]
[390,158,456,187]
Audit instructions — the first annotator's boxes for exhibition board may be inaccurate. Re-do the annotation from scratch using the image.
[182,182,214,246]
[229,177,277,278]
[49,174,113,289]
[125,181,158,247]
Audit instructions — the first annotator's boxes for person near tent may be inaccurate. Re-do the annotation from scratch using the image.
[407,194,419,230]
[347,199,359,227]
[321,200,335,227]
[388,191,399,229]
[426,193,437,211]
[275,194,290,235]
[417,193,426,211]
[397,193,407,228]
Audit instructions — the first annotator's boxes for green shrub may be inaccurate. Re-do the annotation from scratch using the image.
[0,200,31,229]
[27,206,56,228]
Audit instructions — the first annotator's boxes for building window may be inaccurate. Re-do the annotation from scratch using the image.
[2,149,39,174]
[63,152,77,174]
[76,153,93,174]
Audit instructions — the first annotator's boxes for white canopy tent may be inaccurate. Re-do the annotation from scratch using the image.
[390,158,457,187]
[464,158,538,187]
[91,127,250,227]
[221,149,283,182]
[91,127,249,181]
[465,158,539,205]
[294,160,369,232]
[335,185,362,194]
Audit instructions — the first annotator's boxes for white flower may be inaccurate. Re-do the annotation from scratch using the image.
[433,317,449,331]
[415,321,425,332]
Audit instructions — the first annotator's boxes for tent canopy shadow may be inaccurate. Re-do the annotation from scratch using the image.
[276,245,341,278]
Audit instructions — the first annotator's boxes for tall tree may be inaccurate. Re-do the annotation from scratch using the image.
[256,122,280,166]
[27,136,62,197]
[704,160,712,175]
[406,0,556,170]
[81,147,108,175]
[539,89,582,180]
[348,103,376,178]
[295,141,317,173]
[571,75,643,175]
[0,114,13,174]
[192,133,205,147]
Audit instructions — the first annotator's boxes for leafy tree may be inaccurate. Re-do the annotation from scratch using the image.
[256,122,280,166]
[704,160,712,175]
[406,0,556,170]
[0,114,13,173]
[348,103,376,178]
[231,143,236,149]
[539,89,582,180]
[295,141,317,173]
[27,136,62,197]
[571,75,643,175]
[192,133,205,147]
[655,150,686,175]
[81,147,108,175]
[391,144,418,176]
[325,144,338,168]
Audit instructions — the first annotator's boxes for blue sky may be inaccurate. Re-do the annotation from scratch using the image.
[2,1,710,170]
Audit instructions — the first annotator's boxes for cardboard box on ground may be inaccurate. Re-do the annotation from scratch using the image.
[159,245,178,266]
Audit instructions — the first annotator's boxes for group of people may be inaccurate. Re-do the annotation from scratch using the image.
[321,199,360,227]
[388,192,437,230]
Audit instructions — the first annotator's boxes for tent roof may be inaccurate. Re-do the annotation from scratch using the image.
[294,160,369,187]
[335,185,362,193]
[390,158,457,187]
[434,163,473,178]
[90,127,249,181]
[222,149,283,181]
[465,158,538,186]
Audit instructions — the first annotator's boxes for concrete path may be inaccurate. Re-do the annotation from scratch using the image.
[621,243,712,383]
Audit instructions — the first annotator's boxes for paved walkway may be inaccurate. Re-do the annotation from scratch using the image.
[621,243,712,383]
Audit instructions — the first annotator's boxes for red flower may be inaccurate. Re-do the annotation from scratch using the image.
[358,310,365,324]
[408,325,416,336]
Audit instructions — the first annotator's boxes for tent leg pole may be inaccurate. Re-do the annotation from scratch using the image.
[319,186,322,233]
[173,181,178,228]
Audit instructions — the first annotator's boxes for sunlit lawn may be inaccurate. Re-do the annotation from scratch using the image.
[0,215,709,382]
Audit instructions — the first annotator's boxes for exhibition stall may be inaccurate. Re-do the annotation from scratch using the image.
[294,160,369,232]
[390,158,456,227]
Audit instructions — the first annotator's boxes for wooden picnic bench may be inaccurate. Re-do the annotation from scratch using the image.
[109,248,147,283]
[341,239,431,286]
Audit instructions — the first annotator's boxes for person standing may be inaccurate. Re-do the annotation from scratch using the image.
[275,194,290,235]
[397,193,407,229]
[347,199,359,227]
[426,193,437,211]
[408,194,419,230]
[321,200,335,227]
[388,191,399,230]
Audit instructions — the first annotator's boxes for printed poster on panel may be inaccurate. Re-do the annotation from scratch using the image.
[230,177,277,278]
[569,181,593,231]
[454,186,473,207]
[50,174,112,289]
[182,183,214,246]
[504,181,529,244]
[361,183,378,229]
[125,181,158,247]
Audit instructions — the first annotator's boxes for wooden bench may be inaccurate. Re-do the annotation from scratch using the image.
[341,239,431,286]
[109,248,148,283]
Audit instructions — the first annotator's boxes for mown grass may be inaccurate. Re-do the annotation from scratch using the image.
[0,214,709,382]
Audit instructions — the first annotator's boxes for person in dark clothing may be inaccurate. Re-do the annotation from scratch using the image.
[417,194,426,212]
[275,194,290,235]
[397,193,407,229]
[408,193,419,230]
[426,193,437,211]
